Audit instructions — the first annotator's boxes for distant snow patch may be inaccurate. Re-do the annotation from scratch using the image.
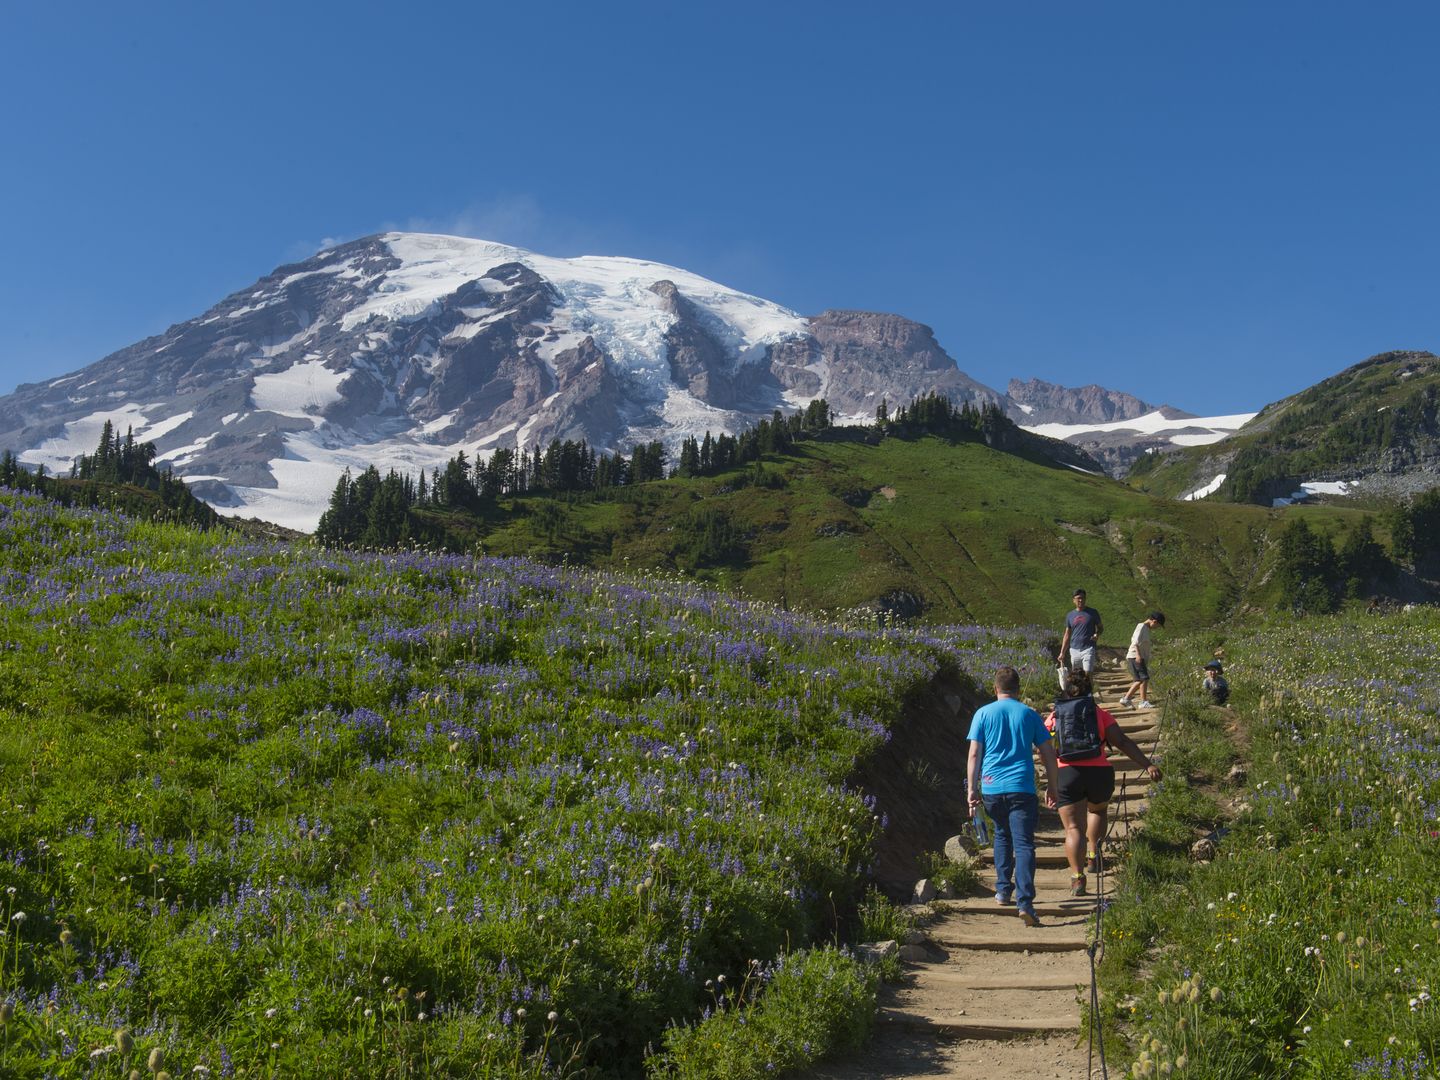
[250,360,348,418]
[19,406,194,472]
[1023,410,1256,443]
[1273,480,1353,507]
[476,422,518,447]
[156,432,218,467]
[1183,473,1226,501]
[1169,431,1232,447]
[419,411,460,436]
[208,430,470,533]
[515,414,541,451]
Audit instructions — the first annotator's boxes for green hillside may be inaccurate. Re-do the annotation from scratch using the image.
[0,489,1048,1077]
[412,434,1378,628]
[1130,350,1440,504]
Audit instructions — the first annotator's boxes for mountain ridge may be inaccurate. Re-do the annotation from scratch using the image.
[0,233,1016,530]
[1130,349,1440,505]
[0,231,1277,530]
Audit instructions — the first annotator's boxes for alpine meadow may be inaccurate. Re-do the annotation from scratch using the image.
[0,488,1052,1077]
[6,13,1440,1069]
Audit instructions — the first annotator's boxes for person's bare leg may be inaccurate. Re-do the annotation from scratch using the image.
[1087,802,1108,870]
[1059,802,1086,876]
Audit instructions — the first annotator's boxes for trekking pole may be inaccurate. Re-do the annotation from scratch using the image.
[1087,854,1109,1079]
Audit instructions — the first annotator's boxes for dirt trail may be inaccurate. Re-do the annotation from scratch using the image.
[809,665,1156,1080]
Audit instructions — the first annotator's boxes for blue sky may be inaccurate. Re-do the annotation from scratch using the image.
[3,1,1437,413]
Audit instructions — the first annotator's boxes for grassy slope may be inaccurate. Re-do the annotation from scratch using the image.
[1132,350,1440,502]
[1101,615,1440,1077]
[449,435,1372,628]
[0,491,1051,1077]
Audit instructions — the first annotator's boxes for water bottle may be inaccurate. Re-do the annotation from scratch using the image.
[972,811,989,847]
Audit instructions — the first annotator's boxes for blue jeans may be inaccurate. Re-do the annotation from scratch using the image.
[983,792,1039,911]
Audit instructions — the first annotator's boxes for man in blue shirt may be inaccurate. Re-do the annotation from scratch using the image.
[967,666,1061,925]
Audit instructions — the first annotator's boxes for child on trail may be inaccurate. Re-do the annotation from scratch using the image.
[1046,667,1162,894]
[1203,660,1230,705]
[1119,611,1165,709]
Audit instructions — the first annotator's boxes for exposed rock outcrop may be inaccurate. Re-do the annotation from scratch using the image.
[1006,377,1184,426]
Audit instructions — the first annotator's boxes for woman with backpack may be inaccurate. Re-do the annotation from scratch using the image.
[1045,667,1163,896]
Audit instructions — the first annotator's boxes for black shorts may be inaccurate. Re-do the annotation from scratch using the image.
[1057,765,1116,808]
[1126,658,1150,682]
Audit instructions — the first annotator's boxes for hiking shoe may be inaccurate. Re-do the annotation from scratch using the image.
[1018,909,1042,927]
[1118,696,1133,709]
[996,892,1015,906]
[1070,874,1087,897]
[1087,852,1103,874]
[1139,700,1155,709]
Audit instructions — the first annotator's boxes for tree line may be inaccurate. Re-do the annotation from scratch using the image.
[1273,481,1440,614]
[314,394,1014,549]
[1,421,216,527]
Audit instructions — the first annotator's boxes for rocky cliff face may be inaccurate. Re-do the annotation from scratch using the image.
[0,233,1023,530]
[772,312,1004,417]
[1006,377,1185,426]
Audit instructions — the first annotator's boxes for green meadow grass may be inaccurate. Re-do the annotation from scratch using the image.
[1101,614,1440,1078]
[0,489,1048,1078]
[468,435,1372,628]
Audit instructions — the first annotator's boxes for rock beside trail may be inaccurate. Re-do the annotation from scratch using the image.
[945,833,979,860]
[856,940,899,964]
[912,879,937,904]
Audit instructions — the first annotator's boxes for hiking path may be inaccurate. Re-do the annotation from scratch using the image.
[807,664,1157,1080]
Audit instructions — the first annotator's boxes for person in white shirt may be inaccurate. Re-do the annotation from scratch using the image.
[1118,611,1165,709]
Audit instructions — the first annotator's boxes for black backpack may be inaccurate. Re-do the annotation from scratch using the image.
[1053,695,1103,762]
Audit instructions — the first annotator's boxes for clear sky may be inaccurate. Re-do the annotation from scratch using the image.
[3,1,1437,414]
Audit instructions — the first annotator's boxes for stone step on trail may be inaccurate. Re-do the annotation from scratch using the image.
[943,897,1094,918]
[880,986,1081,1039]
[913,966,1085,991]
[928,910,1093,952]
[978,847,1118,869]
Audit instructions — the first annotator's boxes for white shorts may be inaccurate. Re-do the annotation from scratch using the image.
[1068,646,1097,673]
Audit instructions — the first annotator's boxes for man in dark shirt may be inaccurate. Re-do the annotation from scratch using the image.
[1058,588,1103,676]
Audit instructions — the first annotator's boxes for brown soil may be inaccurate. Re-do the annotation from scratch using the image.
[849,673,981,892]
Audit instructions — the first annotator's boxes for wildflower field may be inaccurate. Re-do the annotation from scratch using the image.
[1104,612,1440,1079]
[0,491,1047,1077]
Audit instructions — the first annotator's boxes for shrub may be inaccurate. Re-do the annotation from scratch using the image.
[645,947,876,1079]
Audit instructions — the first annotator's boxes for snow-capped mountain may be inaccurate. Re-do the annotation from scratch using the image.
[1011,376,1254,476]
[0,233,1004,531]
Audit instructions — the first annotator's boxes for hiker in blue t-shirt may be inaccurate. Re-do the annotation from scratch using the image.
[966,666,1061,926]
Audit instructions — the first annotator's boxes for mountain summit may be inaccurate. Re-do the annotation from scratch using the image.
[0,233,1005,530]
